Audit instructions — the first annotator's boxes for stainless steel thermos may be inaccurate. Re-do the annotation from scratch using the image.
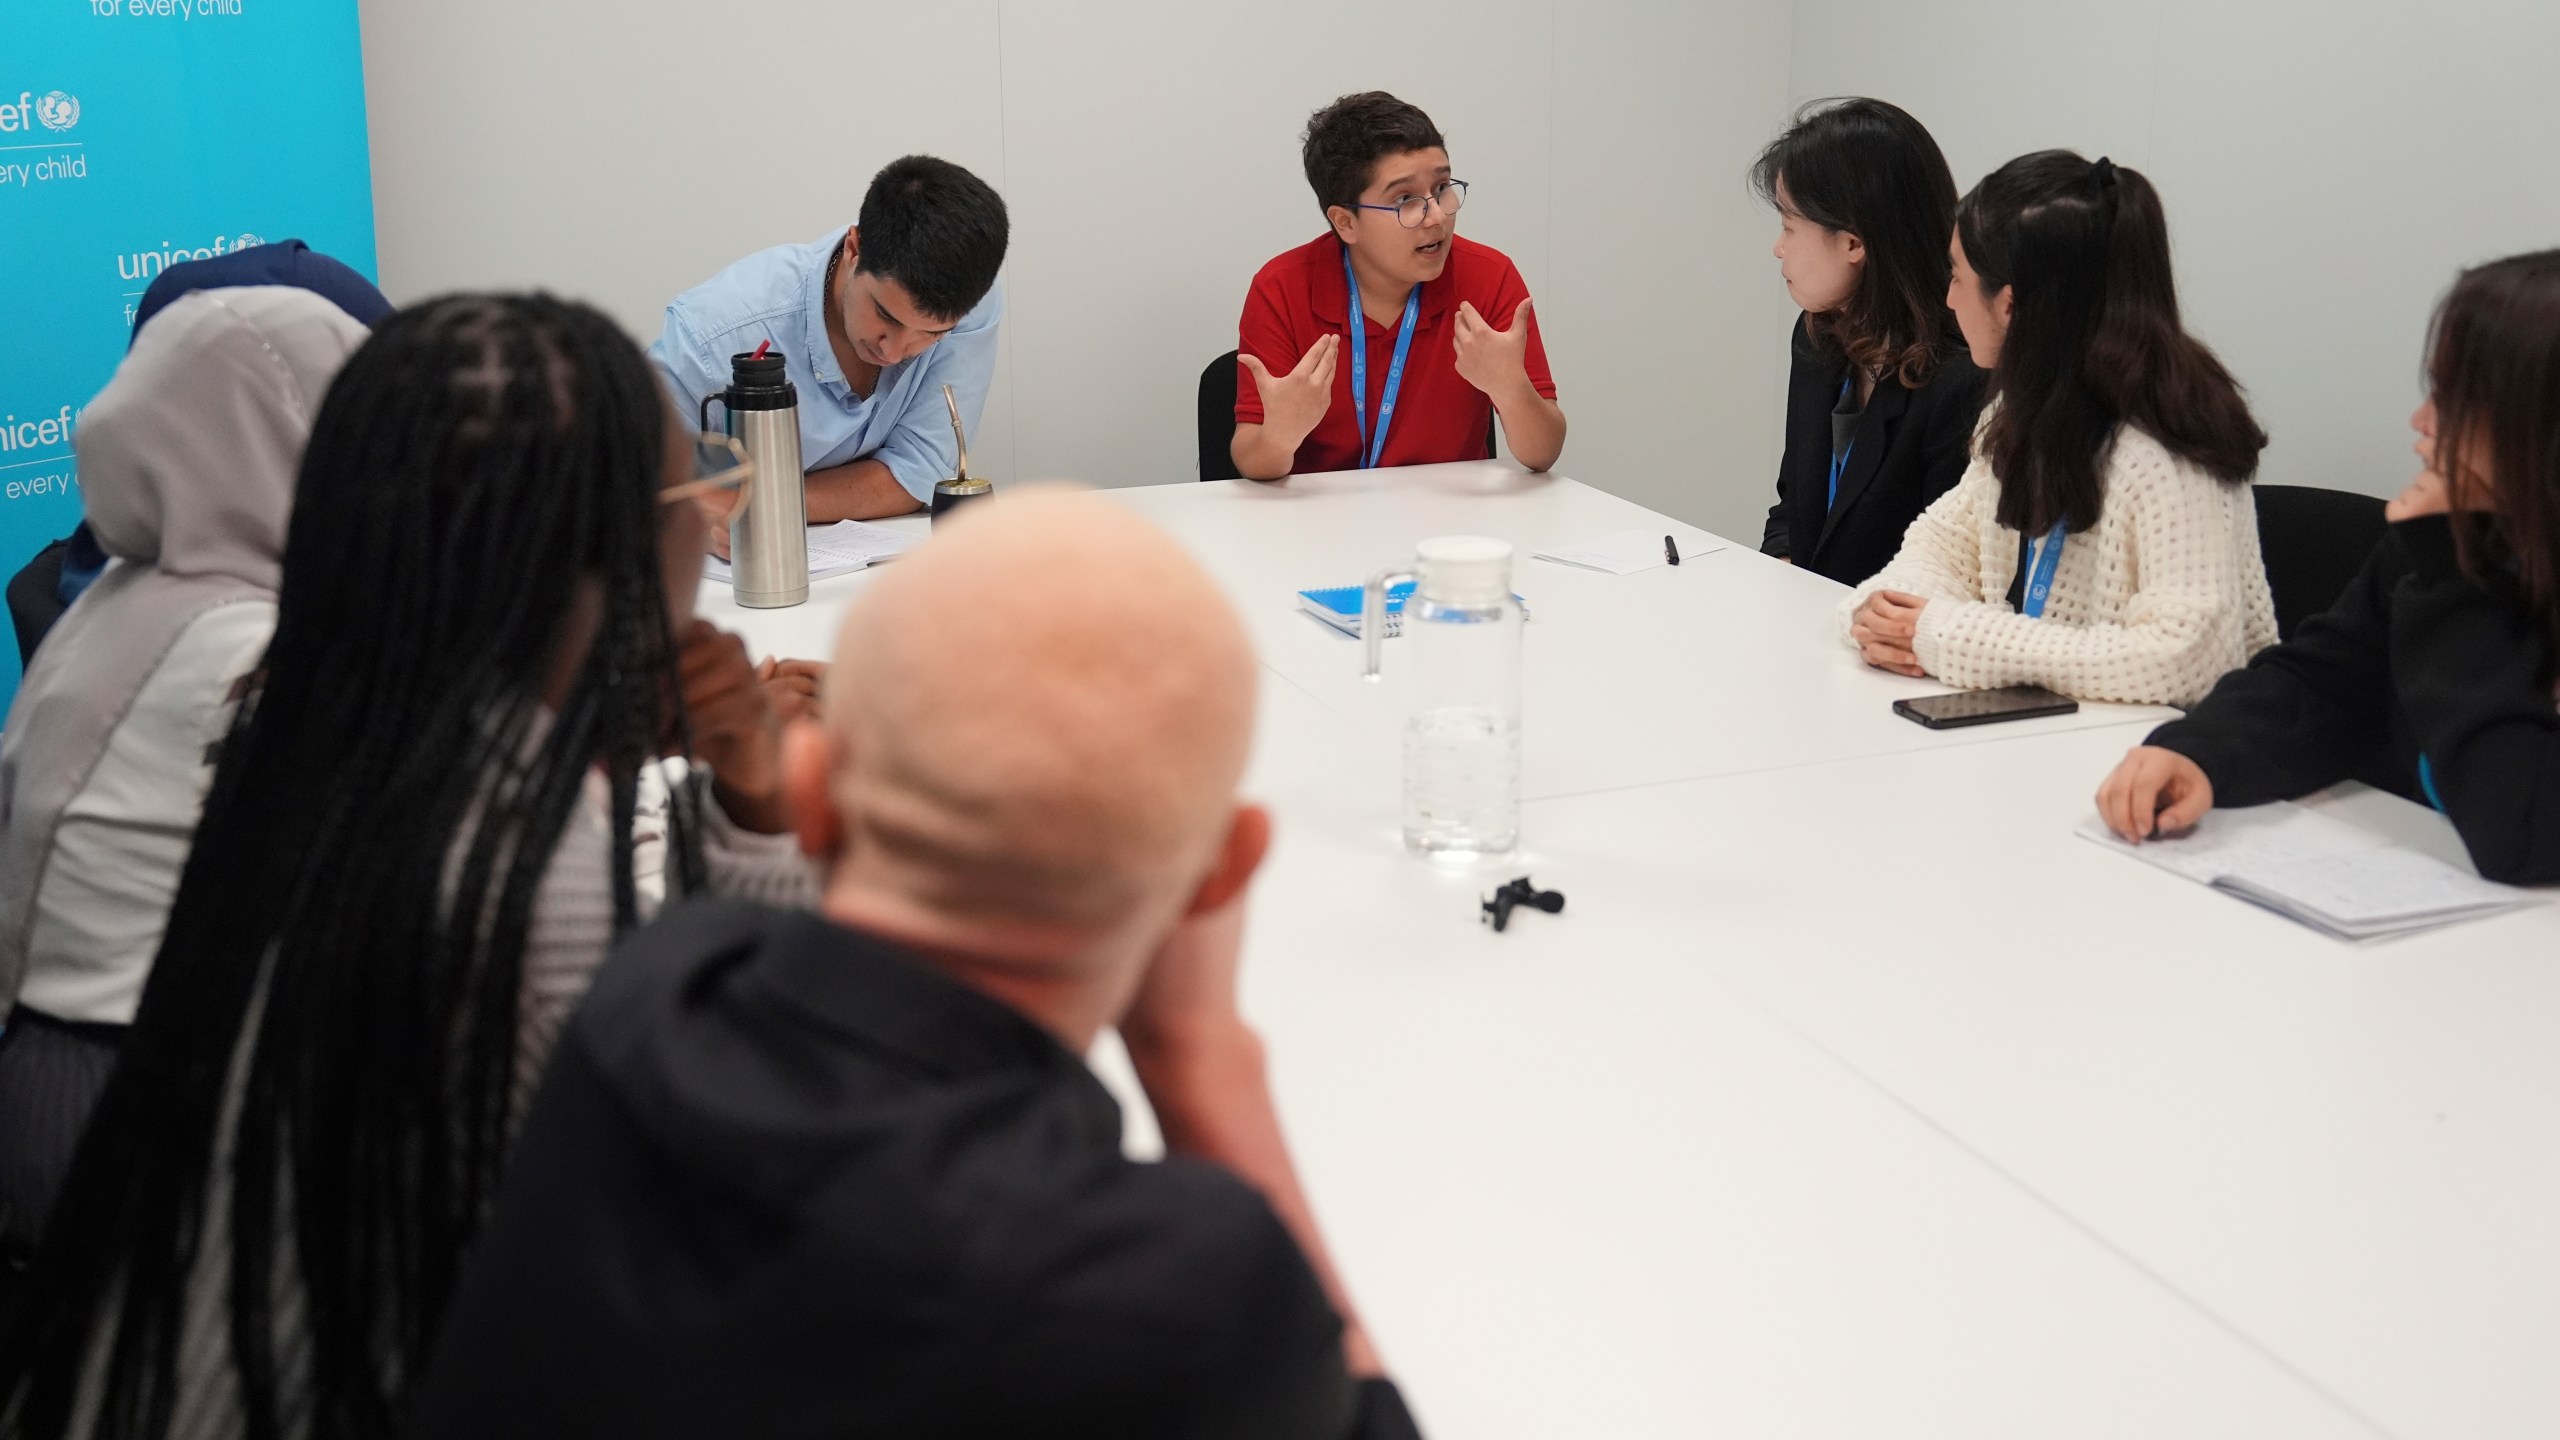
[699,351,809,608]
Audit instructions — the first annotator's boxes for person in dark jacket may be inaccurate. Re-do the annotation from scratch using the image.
[2097,248,2560,885]
[409,491,1420,1440]
[1753,98,1987,584]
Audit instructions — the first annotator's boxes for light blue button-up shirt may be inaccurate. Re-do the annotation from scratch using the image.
[650,229,1001,503]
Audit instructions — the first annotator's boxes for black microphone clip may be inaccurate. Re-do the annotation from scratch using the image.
[1480,876,1566,933]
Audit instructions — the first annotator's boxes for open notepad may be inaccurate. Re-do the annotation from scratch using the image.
[704,520,919,584]
[2075,804,2541,941]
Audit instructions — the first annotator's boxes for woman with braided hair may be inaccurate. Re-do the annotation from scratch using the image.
[1,293,817,1440]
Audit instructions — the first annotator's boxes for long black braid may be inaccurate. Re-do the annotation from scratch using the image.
[0,294,703,1439]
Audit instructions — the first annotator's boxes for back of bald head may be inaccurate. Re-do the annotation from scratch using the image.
[823,490,1258,938]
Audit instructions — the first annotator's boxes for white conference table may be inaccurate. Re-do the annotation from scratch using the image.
[1507,718,2560,1440]
[705,462,2172,802]
[700,463,2554,1439]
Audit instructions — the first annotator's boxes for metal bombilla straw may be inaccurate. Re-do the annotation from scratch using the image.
[944,384,971,482]
[932,383,992,520]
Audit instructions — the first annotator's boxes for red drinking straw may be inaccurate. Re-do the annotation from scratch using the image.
[750,340,771,360]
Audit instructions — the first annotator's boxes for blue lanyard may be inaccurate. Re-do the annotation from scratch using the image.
[1344,247,1421,470]
[1827,376,1856,510]
[2020,521,2067,618]
[2417,754,2449,814]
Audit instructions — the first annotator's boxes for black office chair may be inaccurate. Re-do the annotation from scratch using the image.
[8,538,69,670]
[2254,484,2388,641]
[1198,350,1243,482]
[1202,347,1504,481]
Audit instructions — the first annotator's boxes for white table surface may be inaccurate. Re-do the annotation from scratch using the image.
[1112,464,2175,800]
[702,466,2550,1438]
[700,464,2173,801]
[1217,680,2380,1439]
[1503,722,2560,1440]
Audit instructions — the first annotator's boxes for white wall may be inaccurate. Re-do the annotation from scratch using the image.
[1790,0,2560,501]
[362,1,2558,534]
[355,0,1797,542]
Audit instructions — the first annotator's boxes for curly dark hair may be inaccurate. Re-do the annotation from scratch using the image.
[1301,92,1445,216]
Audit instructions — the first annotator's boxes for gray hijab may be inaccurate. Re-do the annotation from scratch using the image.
[0,287,369,1013]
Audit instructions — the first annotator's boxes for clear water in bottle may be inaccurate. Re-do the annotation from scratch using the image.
[1402,705,1521,857]
[1365,535,1524,859]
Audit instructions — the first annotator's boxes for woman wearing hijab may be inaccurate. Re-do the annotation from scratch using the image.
[6,241,393,665]
[0,287,371,1276]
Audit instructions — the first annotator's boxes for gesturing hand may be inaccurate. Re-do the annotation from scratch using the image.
[675,620,789,834]
[1452,297,1535,400]
[2095,745,2215,842]
[1850,589,1930,677]
[1238,335,1340,447]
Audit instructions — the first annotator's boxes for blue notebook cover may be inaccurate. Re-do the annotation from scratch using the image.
[1297,581,1416,637]
[1295,582,1525,638]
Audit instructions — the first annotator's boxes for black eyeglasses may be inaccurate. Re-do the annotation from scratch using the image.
[1358,179,1468,230]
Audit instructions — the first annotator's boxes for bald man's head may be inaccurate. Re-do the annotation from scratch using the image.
[808,490,1260,964]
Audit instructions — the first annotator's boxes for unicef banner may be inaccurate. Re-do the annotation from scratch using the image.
[0,0,375,711]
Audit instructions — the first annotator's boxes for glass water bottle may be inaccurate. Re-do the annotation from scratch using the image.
[1362,536,1524,858]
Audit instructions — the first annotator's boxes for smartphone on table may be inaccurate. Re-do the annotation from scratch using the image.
[1892,685,2078,730]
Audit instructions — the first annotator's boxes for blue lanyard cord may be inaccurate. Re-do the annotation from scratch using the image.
[2020,520,2067,619]
[1827,376,1855,510]
[2417,754,2449,814]
[1343,247,1422,470]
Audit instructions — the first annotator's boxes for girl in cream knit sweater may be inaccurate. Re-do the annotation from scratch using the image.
[1846,149,2276,705]
[1840,424,2277,704]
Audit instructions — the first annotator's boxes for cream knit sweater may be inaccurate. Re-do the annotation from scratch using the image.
[1840,425,2278,705]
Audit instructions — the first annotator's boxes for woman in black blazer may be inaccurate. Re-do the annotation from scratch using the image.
[1753,99,1987,585]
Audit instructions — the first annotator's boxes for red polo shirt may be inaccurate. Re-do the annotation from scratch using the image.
[1234,233,1557,475]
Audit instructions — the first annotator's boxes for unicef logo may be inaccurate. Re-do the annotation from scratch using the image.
[35,91,79,132]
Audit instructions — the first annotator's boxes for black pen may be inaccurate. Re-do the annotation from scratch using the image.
[1663,534,1681,567]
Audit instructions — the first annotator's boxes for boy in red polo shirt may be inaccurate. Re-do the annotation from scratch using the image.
[1231,92,1566,480]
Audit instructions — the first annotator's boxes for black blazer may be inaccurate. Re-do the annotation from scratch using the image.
[1761,315,1987,585]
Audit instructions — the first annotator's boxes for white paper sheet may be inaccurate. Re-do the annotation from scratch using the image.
[704,519,920,584]
[1531,527,1724,575]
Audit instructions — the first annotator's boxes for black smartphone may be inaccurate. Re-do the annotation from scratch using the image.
[1892,685,2079,730]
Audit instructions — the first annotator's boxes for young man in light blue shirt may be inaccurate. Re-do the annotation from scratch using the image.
[652,155,1007,540]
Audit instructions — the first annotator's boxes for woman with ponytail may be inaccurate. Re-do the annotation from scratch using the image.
[2100,250,2560,884]
[1842,151,2277,704]
[0,294,817,1440]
